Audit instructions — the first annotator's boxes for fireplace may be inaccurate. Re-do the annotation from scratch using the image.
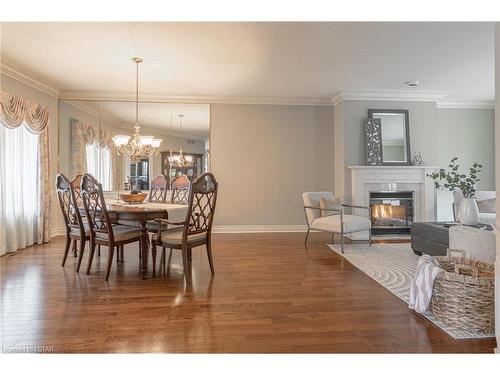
[369,191,414,235]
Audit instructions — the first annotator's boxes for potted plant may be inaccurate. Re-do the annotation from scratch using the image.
[427,157,483,225]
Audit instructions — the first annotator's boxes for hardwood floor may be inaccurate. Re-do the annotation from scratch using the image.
[0,232,496,353]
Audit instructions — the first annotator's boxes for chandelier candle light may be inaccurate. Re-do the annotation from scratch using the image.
[113,57,162,158]
[168,114,194,168]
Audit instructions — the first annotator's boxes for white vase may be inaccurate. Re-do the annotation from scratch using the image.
[458,197,479,226]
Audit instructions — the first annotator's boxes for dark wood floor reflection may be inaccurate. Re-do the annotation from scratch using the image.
[0,233,496,353]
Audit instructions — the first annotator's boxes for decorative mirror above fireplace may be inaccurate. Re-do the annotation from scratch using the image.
[368,109,411,166]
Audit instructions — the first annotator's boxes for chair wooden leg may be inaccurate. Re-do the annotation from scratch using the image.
[187,249,192,264]
[340,234,344,254]
[181,245,191,285]
[158,248,165,275]
[116,245,121,262]
[105,244,115,281]
[61,235,72,267]
[76,239,86,272]
[152,243,157,277]
[72,240,78,257]
[304,228,310,245]
[97,245,101,257]
[369,229,372,246]
[206,240,215,275]
[120,245,124,261]
[86,241,96,274]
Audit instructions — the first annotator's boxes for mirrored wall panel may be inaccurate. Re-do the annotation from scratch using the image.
[59,100,210,191]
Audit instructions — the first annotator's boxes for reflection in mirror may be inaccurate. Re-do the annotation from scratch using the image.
[59,100,210,193]
[368,109,410,166]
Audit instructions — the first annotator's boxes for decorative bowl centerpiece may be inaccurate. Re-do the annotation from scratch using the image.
[119,190,148,204]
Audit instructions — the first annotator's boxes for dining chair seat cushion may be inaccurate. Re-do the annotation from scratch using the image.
[95,225,142,242]
[153,227,207,245]
[70,224,90,236]
[311,214,371,233]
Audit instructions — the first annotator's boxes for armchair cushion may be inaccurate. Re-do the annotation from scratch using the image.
[152,227,207,246]
[319,197,342,217]
[302,191,334,225]
[311,214,371,233]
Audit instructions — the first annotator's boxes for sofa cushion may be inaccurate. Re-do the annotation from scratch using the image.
[449,225,495,264]
[311,214,371,233]
[477,198,496,214]
[479,213,496,226]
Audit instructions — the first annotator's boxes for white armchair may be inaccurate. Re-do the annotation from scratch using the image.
[302,191,372,253]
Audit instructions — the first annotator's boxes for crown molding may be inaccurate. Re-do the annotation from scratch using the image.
[59,91,333,106]
[0,59,60,98]
[436,100,495,109]
[332,89,450,106]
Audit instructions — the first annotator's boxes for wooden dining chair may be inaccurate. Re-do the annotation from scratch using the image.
[170,174,190,204]
[55,173,90,272]
[148,175,168,203]
[80,173,144,281]
[152,173,218,285]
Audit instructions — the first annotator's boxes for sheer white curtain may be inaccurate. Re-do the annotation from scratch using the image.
[86,142,112,190]
[0,125,40,255]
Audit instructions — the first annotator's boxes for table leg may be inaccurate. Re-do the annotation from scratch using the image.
[140,223,148,279]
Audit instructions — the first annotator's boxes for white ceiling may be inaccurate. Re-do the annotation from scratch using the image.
[0,22,495,102]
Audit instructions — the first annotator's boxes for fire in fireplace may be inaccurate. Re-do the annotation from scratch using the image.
[369,191,414,235]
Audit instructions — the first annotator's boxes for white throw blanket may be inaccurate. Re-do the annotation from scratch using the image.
[408,255,443,313]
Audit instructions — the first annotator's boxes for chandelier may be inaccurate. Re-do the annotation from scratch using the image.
[113,57,161,158]
[168,114,194,168]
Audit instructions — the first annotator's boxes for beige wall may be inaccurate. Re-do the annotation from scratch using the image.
[210,103,334,227]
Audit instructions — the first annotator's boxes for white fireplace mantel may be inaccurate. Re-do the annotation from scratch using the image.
[348,165,439,223]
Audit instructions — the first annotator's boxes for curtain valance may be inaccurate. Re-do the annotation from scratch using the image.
[0,91,50,134]
[74,120,116,152]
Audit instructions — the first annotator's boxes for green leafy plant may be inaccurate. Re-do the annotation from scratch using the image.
[427,157,482,198]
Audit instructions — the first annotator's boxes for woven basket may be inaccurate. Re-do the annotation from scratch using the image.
[429,256,495,334]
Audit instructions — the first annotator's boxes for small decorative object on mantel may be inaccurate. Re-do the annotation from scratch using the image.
[412,151,424,166]
[427,157,483,225]
[364,118,383,166]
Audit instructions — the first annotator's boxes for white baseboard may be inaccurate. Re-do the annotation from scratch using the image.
[212,225,308,233]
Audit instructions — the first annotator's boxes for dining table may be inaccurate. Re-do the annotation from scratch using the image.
[84,200,188,278]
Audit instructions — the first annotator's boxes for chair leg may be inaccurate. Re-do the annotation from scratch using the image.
[369,229,372,246]
[304,228,310,245]
[340,234,344,254]
[152,243,157,277]
[181,245,191,285]
[97,245,101,257]
[105,245,115,281]
[76,239,86,272]
[330,233,335,243]
[120,245,124,261]
[86,241,96,274]
[187,249,192,264]
[116,245,121,262]
[61,235,72,267]
[158,248,165,275]
[166,248,172,277]
[206,240,215,275]
[72,240,78,257]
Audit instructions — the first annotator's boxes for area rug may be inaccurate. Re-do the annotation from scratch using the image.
[327,242,495,340]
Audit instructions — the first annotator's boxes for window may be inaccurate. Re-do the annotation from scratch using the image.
[0,125,40,253]
[85,143,112,190]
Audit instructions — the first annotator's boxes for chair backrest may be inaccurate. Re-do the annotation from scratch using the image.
[55,173,85,234]
[149,175,167,203]
[70,174,83,207]
[453,190,496,219]
[183,173,218,238]
[80,173,113,240]
[302,191,335,226]
[171,174,190,204]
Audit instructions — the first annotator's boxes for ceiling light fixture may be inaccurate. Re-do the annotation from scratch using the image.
[405,80,420,87]
[113,57,162,159]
